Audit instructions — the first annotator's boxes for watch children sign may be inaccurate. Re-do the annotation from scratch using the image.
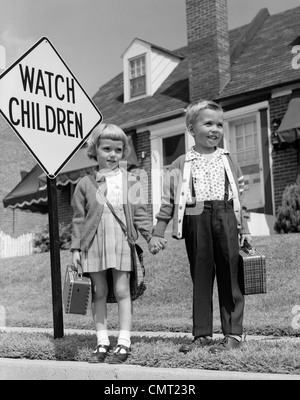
[9,64,84,138]
[0,37,102,178]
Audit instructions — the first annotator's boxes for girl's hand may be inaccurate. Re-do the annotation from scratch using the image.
[149,242,159,254]
[72,250,83,275]
[148,237,167,254]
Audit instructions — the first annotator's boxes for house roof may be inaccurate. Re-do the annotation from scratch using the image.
[92,48,190,128]
[92,6,300,129]
[121,37,185,60]
[220,7,300,99]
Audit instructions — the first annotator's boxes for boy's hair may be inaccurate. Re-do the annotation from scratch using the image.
[185,99,223,128]
[87,123,130,161]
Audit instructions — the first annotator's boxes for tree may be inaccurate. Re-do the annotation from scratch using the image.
[274,175,300,233]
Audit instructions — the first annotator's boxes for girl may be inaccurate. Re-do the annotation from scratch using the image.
[71,123,153,364]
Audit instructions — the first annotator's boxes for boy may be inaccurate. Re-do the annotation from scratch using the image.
[149,99,251,353]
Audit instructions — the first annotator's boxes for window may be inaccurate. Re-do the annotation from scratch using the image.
[228,116,264,210]
[162,134,185,168]
[234,119,259,166]
[129,55,146,98]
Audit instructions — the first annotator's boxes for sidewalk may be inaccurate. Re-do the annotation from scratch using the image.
[1,327,300,380]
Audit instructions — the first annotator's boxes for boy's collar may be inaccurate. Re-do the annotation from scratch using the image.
[186,146,229,161]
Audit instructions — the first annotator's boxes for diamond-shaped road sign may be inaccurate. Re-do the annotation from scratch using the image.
[0,37,102,178]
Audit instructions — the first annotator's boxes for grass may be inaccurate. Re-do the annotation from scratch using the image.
[1,232,300,374]
[0,331,300,375]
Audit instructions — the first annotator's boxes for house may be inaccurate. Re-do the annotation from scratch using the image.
[2,0,300,236]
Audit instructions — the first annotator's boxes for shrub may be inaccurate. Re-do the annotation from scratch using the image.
[274,175,300,233]
[33,223,72,252]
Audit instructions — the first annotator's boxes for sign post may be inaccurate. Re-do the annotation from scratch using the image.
[47,176,64,338]
[0,37,102,338]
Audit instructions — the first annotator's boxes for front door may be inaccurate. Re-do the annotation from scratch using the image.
[226,115,264,210]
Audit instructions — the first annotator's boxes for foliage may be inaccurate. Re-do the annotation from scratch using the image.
[33,222,72,252]
[274,175,300,233]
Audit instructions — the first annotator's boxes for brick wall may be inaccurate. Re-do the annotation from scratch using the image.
[186,0,230,101]
[57,185,73,225]
[269,95,299,213]
[0,115,47,236]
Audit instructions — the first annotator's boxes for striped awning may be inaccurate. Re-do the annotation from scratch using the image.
[278,90,300,143]
[3,135,138,212]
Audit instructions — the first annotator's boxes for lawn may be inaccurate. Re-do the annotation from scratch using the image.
[1,231,299,335]
[0,232,300,374]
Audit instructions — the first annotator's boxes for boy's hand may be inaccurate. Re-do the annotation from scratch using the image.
[239,234,252,247]
[148,236,167,254]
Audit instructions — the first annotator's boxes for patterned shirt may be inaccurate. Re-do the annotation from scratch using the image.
[185,147,233,202]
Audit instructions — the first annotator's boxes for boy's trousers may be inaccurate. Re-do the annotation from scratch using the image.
[183,200,244,338]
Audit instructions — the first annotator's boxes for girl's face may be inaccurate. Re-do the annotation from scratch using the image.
[96,138,124,170]
[188,108,224,153]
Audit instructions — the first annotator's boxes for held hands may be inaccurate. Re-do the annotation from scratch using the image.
[148,236,167,255]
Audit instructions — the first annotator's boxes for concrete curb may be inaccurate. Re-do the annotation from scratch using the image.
[1,327,300,380]
[1,357,299,381]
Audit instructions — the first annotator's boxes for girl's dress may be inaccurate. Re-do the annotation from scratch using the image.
[82,168,131,274]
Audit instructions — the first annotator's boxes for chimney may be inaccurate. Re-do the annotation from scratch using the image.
[186,0,230,102]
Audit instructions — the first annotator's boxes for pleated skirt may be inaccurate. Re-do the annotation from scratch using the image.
[82,204,131,273]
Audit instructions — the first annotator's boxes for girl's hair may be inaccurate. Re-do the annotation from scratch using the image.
[87,123,130,161]
[185,99,223,128]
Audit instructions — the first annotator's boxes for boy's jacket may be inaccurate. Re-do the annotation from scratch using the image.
[153,151,250,239]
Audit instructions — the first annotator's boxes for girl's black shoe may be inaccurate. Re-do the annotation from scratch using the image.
[88,344,111,363]
[108,344,131,364]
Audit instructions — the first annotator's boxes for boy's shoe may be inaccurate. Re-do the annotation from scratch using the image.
[88,344,111,363]
[179,336,213,353]
[108,344,131,364]
[209,335,242,354]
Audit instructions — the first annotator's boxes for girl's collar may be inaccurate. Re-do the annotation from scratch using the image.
[95,167,121,181]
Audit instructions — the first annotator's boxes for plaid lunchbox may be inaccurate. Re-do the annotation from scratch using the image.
[239,241,267,295]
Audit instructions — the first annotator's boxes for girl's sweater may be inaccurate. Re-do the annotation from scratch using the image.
[71,168,152,252]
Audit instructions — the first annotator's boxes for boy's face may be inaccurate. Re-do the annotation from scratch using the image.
[188,108,224,152]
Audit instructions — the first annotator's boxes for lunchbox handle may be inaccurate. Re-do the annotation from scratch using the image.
[70,263,83,278]
[241,240,255,255]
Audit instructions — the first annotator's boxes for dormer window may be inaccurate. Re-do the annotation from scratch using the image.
[122,38,183,104]
[130,55,146,98]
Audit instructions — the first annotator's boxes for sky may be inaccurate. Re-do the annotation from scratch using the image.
[0,0,299,98]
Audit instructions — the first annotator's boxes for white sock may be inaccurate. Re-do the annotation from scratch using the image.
[229,334,242,342]
[96,330,110,352]
[117,330,131,352]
